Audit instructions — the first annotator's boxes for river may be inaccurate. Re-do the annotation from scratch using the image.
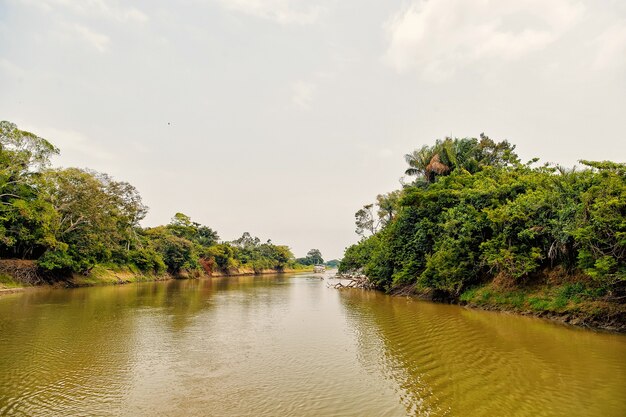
[0,272,625,416]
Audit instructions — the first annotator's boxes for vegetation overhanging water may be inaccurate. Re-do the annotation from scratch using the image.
[340,136,625,331]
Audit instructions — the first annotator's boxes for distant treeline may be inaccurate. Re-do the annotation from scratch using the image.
[340,134,625,299]
[0,121,317,278]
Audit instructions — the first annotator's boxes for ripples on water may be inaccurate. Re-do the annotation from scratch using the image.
[0,274,625,416]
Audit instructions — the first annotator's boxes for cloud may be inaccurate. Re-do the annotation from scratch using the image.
[592,23,626,70]
[216,0,325,25]
[384,0,584,81]
[130,141,151,154]
[378,148,394,159]
[15,0,148,23]
[291,80,317,108]
[73,24,110,52]
[0,59,27,78]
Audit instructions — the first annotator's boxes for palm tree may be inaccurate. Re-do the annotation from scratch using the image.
[404,144,450,183]
[404,145,433,177]
[404,135,520,184]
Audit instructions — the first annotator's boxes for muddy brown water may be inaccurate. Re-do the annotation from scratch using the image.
[1,273,625,416]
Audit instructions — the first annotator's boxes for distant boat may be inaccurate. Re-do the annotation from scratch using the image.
[313,265,326,273]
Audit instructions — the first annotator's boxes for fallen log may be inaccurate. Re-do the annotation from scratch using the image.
[331,272,375,290]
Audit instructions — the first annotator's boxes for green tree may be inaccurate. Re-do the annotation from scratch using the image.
[0,121,59,258]
[355,191,402,238]
[343,135,625,298]
[306,249,324,265]
[38,168,147,272]
[325,259,340,268]
[144,226,199,273]
[355,204,378,237]
[404,135,519,184]
[167,213,219,247]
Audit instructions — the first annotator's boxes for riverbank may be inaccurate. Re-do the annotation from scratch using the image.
[459,282,626,333]
[334,268,626,332]
[386,279,626,333]
[0,263,314,295]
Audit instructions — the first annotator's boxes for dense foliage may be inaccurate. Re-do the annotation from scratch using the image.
[295,248,325,265]
[340,136,626,298]
[0,121,306,277]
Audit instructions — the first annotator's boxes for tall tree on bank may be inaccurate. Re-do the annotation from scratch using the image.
[306,249,324,265]
[0,121,59,259]
[38,168,148,272]
[355,191,401,238]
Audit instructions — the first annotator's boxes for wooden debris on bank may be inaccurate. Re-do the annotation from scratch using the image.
[331,271,374,290]
[0,259,44,285]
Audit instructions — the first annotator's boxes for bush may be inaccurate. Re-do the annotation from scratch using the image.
[129,248,166,274]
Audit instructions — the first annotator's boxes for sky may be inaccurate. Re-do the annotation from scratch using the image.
[1,0,625,260]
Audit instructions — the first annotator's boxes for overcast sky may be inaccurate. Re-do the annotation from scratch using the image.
[1,0,625,259]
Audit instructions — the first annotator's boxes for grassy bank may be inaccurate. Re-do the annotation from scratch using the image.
[382,279,626,332]
[0,262,314,294]
[458,281,626,332]
[208,266,314,277]
[381,268,625,332]
[69,265,172,287]
[0,272,22,289]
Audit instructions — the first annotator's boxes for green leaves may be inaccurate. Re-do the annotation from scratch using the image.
[0,120,301,279]
[0,121,60,259]
[343,136,626,297]
[167,212,219,247]
[0,120,59,170]
[33,168,148,272]
[571,170,626,282]
[403,135,520,184]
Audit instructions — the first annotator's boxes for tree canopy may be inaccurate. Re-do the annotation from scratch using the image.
[0,121,306,278]
[342,135,626,299]
[296,249,324,265]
